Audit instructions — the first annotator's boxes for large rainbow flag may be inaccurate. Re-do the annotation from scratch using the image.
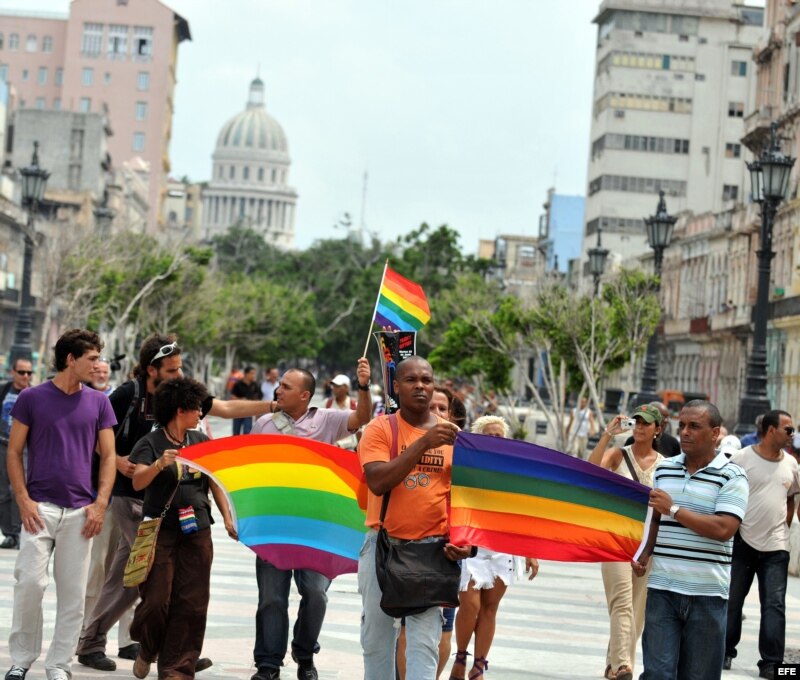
[177,435,368,579]
[372,264,431,331]
[450,433,652,562]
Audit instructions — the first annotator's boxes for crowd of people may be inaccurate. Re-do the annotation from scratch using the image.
[1,329,799,680]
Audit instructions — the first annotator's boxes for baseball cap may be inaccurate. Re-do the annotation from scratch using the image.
[633,404,663,424]
[718,434,742,457]
[331,374,351,387]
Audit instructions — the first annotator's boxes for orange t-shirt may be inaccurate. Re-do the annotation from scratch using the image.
[358,413,453,540]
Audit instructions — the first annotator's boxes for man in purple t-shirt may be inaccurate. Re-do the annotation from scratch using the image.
[4,329,117,680]
[250,359,372,680]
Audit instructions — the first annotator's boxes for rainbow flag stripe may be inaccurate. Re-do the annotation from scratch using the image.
[177,435,368,579]
[450,433,652,562]
[374,266,431,331]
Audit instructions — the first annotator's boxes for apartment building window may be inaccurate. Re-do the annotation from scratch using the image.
[9,34,19,51]
[218,166,223,179]
[104,72,111,85]
[0,33,4,50]
[731,61,747,77]
[42,36,52,53]
[588,174,687,197]
[53,97,61,110]
[35,97,45,110]
[55,67,63,86]
[79,97,91,112]
[695,73,706,81]
[229,165,235,179]
[723,184,739,201]
[243,166,250,180]
[82,23,103,57]
[725,143,741,158]
[0,65,8,81]
[37,67,47,85]
[587,216,645,235]
[137,71,150,91]
[133,26,153,60]
[135,101,147,120]
[133,132,145,151]
[728,101,744,117]
[108,24,128,59]
[26,35,36,52]
[258,167,264,181]
[595,92,693,116]
[21,69,28,81]
[82,67,93,86]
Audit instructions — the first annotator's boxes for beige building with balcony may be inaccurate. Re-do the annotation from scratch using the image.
[584,0,763,272]
[0,0,191,232]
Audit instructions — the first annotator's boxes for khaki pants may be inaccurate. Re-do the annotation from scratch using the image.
[601,561,649,673]
[572,435,589,459]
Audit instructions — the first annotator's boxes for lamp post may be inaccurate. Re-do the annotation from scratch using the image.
[633,190,676,407]
[587,225,609,296]
[735,122,795,435]
[8,142,49,367]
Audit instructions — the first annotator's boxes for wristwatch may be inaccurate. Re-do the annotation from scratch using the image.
[357,383,370,391]
[669,504,680,519]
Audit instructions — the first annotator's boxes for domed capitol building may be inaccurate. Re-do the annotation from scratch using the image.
[201,77,298,248]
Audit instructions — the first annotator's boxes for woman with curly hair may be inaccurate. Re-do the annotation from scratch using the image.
[129,377,236,680]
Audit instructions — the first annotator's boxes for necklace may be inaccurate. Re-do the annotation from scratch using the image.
[164,427,187,447]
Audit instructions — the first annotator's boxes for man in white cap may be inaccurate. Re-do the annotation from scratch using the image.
[325,374,355,411]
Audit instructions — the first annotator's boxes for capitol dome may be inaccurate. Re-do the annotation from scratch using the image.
[203,77,298,249]
[215,78,289,158]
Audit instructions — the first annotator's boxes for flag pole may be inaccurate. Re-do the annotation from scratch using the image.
[363,260,389,357]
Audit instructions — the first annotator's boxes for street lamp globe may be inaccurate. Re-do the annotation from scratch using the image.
[587,244,609,278]
[645,190,677,253]
[760,124,795,201]
[747,159,763,203]
[19,141,50,207]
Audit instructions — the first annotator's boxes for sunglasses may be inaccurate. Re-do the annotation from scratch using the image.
[784,426,795,436]
[14,370,33,376]
[150,341,179,365]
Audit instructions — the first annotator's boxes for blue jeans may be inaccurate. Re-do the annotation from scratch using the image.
[253,557,330,670]
[232,417,252,435]
[640,588,727,680]
[725,534,789,669]
[358,531,442,679]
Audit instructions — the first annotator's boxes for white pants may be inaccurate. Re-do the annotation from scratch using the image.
[9,502,93,678]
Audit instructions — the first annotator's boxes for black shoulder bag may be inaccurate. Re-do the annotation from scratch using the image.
[374,414,461,618]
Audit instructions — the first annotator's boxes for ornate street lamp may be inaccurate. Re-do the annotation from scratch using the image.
[9,142,49,366]
[633,190,676,407]
[736,123,796,435]
[587,225,609,296]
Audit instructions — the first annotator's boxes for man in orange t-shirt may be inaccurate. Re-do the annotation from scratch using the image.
[357,356,472,679]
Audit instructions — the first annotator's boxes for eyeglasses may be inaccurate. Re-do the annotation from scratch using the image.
[150,341,178,365]
[784,426,795,436]
[14,370,33,376]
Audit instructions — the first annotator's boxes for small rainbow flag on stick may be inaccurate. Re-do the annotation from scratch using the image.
[177,435,368,579]
[372,263,431,332]
[450,433,652,563]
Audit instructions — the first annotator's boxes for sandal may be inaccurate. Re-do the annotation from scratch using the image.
[448,650,470,680]
[605,665,615,680]
[469,657,488,679]
[616,666,633,680]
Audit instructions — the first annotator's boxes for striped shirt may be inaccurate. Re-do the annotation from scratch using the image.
[647,452,748,599]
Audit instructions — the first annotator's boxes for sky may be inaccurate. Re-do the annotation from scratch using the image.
[3,0,599,252]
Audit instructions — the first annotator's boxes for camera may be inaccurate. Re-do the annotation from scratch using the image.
[109,354,126,372]
[623,418,637,430]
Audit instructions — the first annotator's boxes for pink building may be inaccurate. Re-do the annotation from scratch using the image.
[0,0,190,231]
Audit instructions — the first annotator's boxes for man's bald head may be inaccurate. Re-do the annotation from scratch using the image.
[396,356,433,380]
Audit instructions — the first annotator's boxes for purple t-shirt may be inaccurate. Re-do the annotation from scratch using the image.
[252,406,352,444]
[11,381,117,508]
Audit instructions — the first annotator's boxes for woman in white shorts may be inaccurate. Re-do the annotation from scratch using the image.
[447,415,539,680]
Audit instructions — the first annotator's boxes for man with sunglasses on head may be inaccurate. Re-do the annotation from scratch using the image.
[77,333,275,672]
[723,409,799,679]
[0,358,34,550]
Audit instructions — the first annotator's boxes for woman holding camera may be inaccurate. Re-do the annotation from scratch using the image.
[588,404,664,680]
[129,377,236,680]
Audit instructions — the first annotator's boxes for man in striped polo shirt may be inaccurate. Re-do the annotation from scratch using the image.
[632,400,749,680]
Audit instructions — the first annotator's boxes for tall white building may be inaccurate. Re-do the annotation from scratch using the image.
[583,0,763,267]
[202,77,297,248]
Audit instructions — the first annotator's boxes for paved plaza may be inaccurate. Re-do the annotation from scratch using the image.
[1,516,799,679]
